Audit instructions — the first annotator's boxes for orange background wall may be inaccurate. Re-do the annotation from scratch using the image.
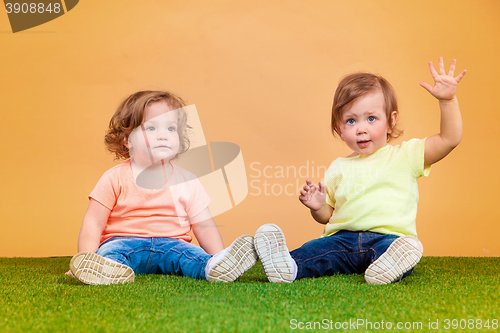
[1,1,498,257]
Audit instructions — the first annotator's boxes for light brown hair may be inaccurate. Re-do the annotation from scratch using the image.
[105,90,190,160]
[331,73,403,141]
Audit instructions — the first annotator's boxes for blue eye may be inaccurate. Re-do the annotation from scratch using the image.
[145,126,155,131]
[168,126,177,132]
[347,119,355,124]
[368,116,376,122]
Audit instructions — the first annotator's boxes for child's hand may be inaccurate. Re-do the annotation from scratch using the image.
[299,179,326,211]
[420,57,466,101]
[65,269,74,277]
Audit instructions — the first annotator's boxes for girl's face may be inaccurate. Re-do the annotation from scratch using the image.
[127,101,180,165]
[339,90,397,156]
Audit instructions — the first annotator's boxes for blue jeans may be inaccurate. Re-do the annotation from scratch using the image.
[96,237,211,280]
[290,231,413,280]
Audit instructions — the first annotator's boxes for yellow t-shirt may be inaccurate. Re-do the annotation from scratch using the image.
[323,138,431,238]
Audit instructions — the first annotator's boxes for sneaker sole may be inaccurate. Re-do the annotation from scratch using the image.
[254,224,294,283]
[365,235,423,285]
[70,252,135,285]
[206,235,257,282]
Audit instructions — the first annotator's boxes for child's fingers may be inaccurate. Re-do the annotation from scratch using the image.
[428,61,438,78]
[318,181,326,194]
[455,69,467,83]
[438,57,445,75]
[299,191,312,202]
[419,81,433,93]
[448,59,456,77]
[301,186,313,195]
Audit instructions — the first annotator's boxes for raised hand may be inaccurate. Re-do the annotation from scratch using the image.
[299,179,326,211]
[420,57,466,101]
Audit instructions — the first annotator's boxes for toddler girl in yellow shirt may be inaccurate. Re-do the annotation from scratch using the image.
[254,58,466,284]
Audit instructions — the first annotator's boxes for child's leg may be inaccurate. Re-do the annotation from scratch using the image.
[70,237,152,285]
[145,237,211,279]
[255,225,369,282]
[205,234,258,282]
[364,235,423,285]
[255,225,397,282]
[71,235,257,284]
[254,224,295,283]
[70,252,134,285]
[71,237,162,285]
[150,235,257,282]
[71,237,206,284]
[94,237,139,268]
[255,224,363,282]
[289,230,382,279]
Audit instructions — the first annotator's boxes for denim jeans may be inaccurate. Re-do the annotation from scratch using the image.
[290,231,413,280]
[96,237,211,280]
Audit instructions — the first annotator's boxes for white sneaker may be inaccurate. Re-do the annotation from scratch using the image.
[254,224,295,283]
[70,252,135,285]
[206,234,257,282]
[365,235,423,285]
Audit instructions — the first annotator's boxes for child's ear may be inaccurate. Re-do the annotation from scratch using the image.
[387,111,398,133]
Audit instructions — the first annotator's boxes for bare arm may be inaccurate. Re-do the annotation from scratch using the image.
[299,179,333,224]
[77,199,111,253]
[311,203,334,225]
[420,57,466,167]
[65,199,110,276]
[191,207,224,255]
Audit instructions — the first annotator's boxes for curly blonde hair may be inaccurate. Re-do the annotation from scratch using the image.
[331,73,403,142]
[105,91,190,160]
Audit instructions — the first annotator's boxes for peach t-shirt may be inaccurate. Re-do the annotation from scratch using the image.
[89,160,211,244]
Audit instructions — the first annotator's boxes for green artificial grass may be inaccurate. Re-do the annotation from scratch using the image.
[1,257,499,333]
